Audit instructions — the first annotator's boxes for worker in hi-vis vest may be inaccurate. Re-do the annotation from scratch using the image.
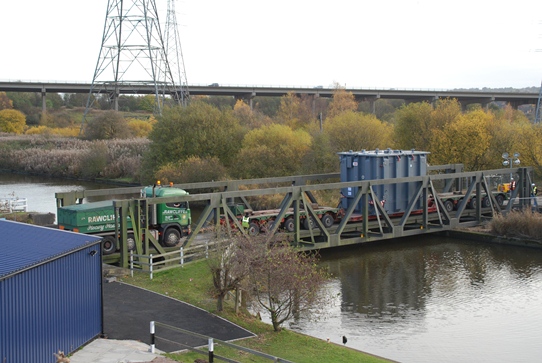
[242,213,250,229]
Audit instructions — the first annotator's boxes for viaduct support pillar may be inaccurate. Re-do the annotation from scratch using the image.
[41,86,46,113]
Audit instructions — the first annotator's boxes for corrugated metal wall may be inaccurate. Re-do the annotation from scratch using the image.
[0,244,102,363]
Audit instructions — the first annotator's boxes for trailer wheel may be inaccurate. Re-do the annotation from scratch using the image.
[248,222,260,236]
[321,214,334,228]
[444,200,454,213]
[482,196,491,208]
[284,218,295,232]
[303,217,316,230]
[102,236,116,255]
[266,220,276,234]
[495,194,505,207]
[126,233,136,251]
[468,197,477,209]
[163,228,181,247]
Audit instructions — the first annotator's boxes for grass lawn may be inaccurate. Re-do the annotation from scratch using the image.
[121,260,393,363]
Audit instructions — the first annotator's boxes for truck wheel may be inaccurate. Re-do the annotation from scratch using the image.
[303,217,315,230]
[163,228,181,247]
[468,197,477,209]
[444,200,454,213]
[248,222,260,236]
[284,218,295,232]
[126,233,136,251]
[482,196,491,208]
[496,194,505,207]
[102,236,116,255]
[321,214,334,228]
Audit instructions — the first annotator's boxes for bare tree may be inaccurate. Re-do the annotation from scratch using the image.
[242,238,330,332]
[207,233,252,312]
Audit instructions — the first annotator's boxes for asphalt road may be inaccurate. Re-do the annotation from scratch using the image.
[103,280,254,353]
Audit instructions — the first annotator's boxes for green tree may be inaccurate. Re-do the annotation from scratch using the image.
[143,102,244,180]
[139,95,157,112]
[233,124,311,178]
[301,129,338,174]
[393,102,434,150]
[325,111,393,152]
[0,109,26,134]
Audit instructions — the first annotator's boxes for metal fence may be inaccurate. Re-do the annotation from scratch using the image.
[150,321,294,363]
[129,242,214,279]
[0,197,28,213]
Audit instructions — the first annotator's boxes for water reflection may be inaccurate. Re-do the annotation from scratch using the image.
[0,173,125,221]
[3,173,542,362]
[289,237,542,363]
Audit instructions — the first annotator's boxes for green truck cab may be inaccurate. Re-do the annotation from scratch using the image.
[57,185,191,255]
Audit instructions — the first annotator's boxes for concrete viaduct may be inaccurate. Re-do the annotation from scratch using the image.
[0,80,538,113]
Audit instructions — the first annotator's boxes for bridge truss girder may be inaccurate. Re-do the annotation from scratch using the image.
[55,167,534,267]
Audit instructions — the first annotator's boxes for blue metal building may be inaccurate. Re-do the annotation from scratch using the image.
[0,220,103,363]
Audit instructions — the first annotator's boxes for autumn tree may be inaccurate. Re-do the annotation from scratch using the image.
[233,99,271,129]
[431,109,492,170]
[326,83,358,118]
[324,111,394,152]
[233,124,311,178]
[430,98,462,128]
[276,92,303,129]
[242,239,330,332]
[156,156,228,184]
[0,92,13,110]
[0,109,26,134]
[82,110,132,140]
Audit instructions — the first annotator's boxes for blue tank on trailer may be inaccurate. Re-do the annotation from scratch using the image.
[339,148,430,214]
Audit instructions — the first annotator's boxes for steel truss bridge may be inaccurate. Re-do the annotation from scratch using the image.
[56,166,533,267]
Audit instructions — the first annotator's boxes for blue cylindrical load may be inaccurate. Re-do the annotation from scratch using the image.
[338,148,429,215]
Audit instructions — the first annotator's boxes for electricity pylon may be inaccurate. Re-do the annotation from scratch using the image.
[80,0,188,134]
[163,0,189,105]
[535,80,542,123]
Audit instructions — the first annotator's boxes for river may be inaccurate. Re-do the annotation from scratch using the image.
[2,173,542,362]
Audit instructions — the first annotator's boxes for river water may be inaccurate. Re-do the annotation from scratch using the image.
[2,173,542,362]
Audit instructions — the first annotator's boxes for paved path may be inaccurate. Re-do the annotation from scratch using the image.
[102,281,254,353]
[70,339,173,363]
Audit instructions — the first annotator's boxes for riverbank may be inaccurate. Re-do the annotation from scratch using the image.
[122,261,394,363]
[445,228,542,249]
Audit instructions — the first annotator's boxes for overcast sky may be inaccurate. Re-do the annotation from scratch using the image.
[2,0,542,90]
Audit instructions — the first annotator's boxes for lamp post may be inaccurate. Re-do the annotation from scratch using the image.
[502,152,520,181]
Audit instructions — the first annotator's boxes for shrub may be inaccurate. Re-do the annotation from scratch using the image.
[155,156,228,184]
[490,209,542,240]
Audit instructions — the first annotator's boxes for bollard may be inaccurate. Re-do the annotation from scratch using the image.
[208,338,214,363]
[150,253,153,280]
[130,250,134,277]
[180,246,184,266]
[150,321,155,353]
